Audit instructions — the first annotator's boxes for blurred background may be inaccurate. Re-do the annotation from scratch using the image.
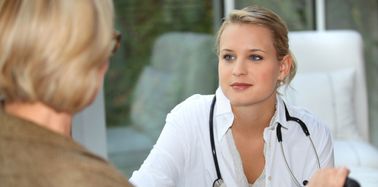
[72,0,378,180]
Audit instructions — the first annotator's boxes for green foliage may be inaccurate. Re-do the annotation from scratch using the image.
[105,0,213,126]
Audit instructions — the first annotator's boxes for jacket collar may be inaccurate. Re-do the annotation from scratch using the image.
[214,88,289,141]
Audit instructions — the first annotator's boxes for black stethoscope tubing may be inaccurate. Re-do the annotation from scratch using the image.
[209,96,320,187]
[209,96,223,185]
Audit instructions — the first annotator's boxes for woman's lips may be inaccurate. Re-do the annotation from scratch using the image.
[230,82,252,90]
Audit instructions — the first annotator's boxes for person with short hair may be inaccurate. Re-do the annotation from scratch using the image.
[0,0,132,186]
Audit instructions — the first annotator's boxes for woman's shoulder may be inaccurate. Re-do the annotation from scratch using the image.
[164,94,214,132]
[285,103,331,134]
[170,94,214,114]
[287,104,318,119]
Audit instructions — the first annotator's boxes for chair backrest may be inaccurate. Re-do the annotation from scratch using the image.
[287,30,369,141]
[130,32,218,139]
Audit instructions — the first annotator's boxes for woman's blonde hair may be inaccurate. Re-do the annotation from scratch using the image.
[0,0,114,113]
[216,6,296,84]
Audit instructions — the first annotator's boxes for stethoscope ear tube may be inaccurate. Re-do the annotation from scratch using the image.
[277,123,283,142]
[283,103,310,136]
[209,96,222,181]
[278,107,321,187]
[210,95,322,187]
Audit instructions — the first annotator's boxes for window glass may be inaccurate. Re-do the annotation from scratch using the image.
[106,0,215,176]
[325,0,378,146]
[235,0,315,31]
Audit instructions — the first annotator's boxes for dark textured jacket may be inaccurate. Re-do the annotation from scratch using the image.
[0,109,132,187]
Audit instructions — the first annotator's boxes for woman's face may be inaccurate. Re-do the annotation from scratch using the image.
[218,23,289,107]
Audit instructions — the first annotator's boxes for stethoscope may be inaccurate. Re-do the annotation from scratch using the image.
[209,96,321,187]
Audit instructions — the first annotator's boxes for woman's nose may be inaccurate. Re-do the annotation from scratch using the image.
[232,60,247,76]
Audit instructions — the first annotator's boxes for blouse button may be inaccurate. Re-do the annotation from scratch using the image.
[268,176,272,181]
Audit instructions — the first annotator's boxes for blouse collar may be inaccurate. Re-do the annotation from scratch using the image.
[214,87,289,141]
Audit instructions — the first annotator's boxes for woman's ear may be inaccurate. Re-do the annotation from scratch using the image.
[278,55,292,81]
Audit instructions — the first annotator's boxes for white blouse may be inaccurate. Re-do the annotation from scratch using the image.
[130,88,334,187]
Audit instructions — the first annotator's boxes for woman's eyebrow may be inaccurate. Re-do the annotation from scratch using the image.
[220,48,266,53]
[249,48,266,53]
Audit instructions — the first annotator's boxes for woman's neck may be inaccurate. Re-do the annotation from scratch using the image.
[231,94,277,134]
[4,101,73,137]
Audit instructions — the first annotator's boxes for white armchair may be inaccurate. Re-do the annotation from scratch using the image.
[284,30,378,186]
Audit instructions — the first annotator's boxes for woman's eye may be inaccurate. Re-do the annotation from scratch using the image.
[223,54,235,61]
[249,55,263,61]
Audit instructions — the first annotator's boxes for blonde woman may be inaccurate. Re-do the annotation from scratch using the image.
[130,6,335,187]
[0,0,131,186]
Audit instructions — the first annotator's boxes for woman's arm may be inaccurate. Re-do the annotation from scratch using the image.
[307,168,349,187]
[129,100,196,187]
